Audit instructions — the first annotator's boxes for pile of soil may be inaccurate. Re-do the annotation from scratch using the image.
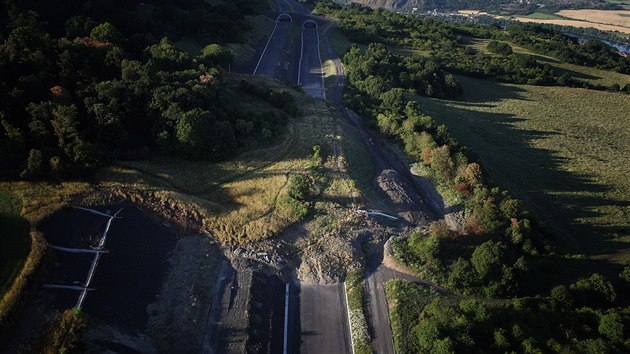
[376,169,434,225]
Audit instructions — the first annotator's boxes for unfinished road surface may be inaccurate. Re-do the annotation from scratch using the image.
[253,13,293,79]
[298,20,325,99]
[298,283,352,354]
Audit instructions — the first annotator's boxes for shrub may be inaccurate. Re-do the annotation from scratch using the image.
[570,273,616,305]
[89,22,120,43]
[471,240,506,280]
[287,173,311,201]
[598,312,624,342]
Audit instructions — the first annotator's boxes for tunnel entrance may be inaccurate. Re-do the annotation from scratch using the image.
[278,13,292,22]
[302,20,317,28]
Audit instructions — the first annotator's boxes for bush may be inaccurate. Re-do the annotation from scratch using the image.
[487,40,513,55]
[598,312,624,342]
[570,273,616,305]
[89,22,120,43]
[471,240,506,280]
[287,173,311,201]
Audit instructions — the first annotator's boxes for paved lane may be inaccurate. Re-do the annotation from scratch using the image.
[299,21,325,99]
[277,0,291,13]
[253,14,293,78]
[299,283,352,354]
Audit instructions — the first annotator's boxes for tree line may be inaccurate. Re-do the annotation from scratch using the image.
[314,1,630,92]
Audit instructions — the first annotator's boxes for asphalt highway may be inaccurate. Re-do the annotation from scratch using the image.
[298,283,352,354]
[253,14,293,78]
[298,22,325,99]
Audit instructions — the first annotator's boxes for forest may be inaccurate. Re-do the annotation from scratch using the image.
[0,0,296,180]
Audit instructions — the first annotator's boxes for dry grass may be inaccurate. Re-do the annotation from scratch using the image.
[556,9,630,27]
[511,16,630,34]
[322,59,338,90]
[412,76,630,263]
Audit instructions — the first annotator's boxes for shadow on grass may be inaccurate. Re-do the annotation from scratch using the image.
[413,77,629,264]
[0,214,31,297]
[0,190,31,298]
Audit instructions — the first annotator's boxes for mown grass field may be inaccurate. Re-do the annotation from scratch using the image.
[556,9,630,27]
[227,15,276,67]
[413,76,630,263]
[174,37,203,56]
[512,16,630,34]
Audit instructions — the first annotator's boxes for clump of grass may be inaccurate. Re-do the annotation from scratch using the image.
[42,308,87,354]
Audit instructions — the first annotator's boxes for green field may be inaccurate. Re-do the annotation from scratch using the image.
[0,191,30,298]
[413,76,630,263]
[522,12,566,20]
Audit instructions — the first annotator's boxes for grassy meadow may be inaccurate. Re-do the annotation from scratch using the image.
[413,75,630,263]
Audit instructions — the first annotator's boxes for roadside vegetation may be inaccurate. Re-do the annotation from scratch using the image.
[0,190,30,298]
[387,278,630,354]
[346,270,372,354]
[0,181,90,343]
[315,1,630,353]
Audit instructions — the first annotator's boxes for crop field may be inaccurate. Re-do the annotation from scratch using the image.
[96,79,346,244]
[556,9,630,28]
[511,16,630,34]
[412,76,630,263]
[465,37,630,87]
